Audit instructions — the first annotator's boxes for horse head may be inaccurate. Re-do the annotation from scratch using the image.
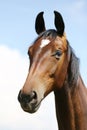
[18,11,79,113]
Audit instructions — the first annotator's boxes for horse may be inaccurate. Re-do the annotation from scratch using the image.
[18,11,87,130]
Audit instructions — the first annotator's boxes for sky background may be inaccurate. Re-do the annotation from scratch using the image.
[0,0,87,130]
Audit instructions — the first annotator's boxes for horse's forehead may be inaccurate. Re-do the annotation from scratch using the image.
[40,39,51,48]
[32,34,67,51]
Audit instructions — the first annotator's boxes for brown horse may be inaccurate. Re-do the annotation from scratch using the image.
[18,11,87,130]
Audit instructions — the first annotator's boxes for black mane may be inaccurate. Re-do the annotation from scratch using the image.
[67,41,80,87]
[35,29,58,42]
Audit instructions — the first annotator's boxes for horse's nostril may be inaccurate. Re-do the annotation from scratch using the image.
[18,90,37,103]
[32,91,37,99]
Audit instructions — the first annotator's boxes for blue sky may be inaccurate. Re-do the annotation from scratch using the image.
[0,0,87,130]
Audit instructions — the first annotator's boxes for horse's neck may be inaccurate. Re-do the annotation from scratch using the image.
[54,75,87,130]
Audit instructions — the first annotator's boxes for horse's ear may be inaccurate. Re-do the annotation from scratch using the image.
[54,11,65,36]
[35,12,46,35]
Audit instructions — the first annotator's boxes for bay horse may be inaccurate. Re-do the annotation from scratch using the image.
[18,11,87,130]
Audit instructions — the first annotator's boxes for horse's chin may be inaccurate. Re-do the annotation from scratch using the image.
[20,101,41,113]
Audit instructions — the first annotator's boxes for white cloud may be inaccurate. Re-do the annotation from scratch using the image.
[0,45,57,130]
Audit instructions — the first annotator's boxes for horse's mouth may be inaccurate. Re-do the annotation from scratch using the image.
[20,101,41,113]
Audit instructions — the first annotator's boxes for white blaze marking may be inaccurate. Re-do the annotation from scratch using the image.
[40,39,50,48]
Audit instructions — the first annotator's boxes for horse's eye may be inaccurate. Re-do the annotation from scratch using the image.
[52,50,62,59]
[56,50,62,56]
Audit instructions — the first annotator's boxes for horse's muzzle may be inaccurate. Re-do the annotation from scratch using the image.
[18,90,41,113]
